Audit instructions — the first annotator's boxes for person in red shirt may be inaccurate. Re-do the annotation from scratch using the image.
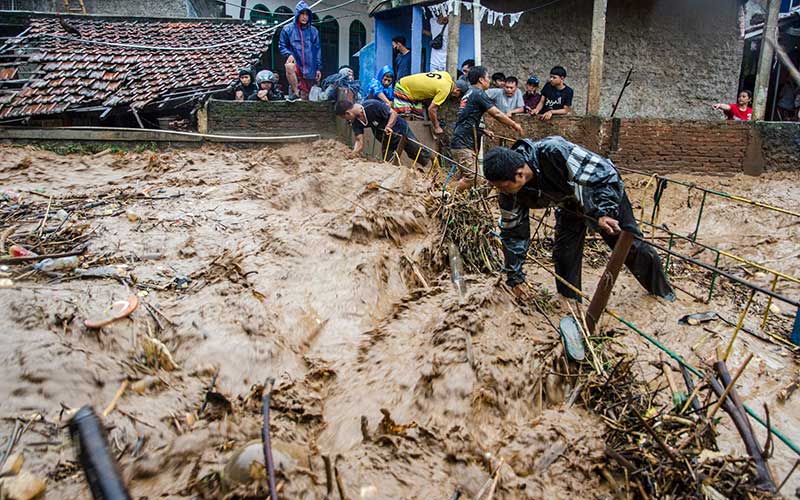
[712,90,752,121]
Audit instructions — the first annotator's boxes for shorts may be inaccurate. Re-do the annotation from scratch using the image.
[295,66,316,94]
[392,82,425,117]
[287,59,316,95]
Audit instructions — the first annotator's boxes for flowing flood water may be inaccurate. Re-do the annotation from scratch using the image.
[0,141,798,498]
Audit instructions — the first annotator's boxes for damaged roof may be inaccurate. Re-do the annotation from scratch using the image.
[0,16,273,120]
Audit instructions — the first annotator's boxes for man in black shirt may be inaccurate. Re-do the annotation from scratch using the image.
[450,66,523,191]
[532,66,574,121]
[335,99,431,166]
[482,137,675,302]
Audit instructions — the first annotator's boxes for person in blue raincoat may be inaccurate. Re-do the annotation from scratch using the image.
[279,1,322,100]
[366,65,395,107]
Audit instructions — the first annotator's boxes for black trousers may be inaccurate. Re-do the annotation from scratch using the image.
[377,127,431,166]
[553,194,675,301]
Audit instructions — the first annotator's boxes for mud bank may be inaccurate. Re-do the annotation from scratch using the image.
[0,142,798,498]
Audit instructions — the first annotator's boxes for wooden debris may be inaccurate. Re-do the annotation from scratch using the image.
[142,336,179,371]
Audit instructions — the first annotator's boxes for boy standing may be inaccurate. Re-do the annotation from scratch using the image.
[392,36,412,80]
[523,76,541,114]
[279,1,322,101]
[533,66,573,120]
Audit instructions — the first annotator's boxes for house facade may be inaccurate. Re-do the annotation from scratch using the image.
[222,0,374,80]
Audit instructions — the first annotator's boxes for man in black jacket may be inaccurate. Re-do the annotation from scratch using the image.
[483,136,675,301]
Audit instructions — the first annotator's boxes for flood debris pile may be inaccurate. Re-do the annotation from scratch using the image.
[433,189,504,274]
[579,340,782,499]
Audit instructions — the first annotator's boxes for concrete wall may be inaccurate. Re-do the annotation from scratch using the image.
[207,98,338,137]
[481,0,743,119]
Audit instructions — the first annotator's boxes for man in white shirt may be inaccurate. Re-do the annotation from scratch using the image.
[427,16,449,72]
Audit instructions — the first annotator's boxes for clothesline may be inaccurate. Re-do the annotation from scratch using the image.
[425,0,568,28]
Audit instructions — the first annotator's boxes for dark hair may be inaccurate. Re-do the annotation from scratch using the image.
[550,66,567,78]
[484,147,527,182]
[467,66,488,85]
[334,100,355,116]
[740,89,753,100]
[461,59,475,69]
[392,36,407,47]
[491,72,506,82]
[505,76,518,85]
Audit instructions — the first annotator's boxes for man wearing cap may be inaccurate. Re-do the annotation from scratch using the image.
[523,76,542,114]
[482,136,675,302]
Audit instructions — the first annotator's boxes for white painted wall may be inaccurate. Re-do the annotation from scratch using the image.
[223,0,373,71]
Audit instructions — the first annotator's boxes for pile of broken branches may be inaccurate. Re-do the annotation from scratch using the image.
[429,189,503,274]
[577,329,787,499]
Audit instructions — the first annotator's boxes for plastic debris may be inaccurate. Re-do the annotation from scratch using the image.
[678,312,718,325]
[34,256,79,272]
[8,245,37,258]
[558,316,587,361]
[74,266,129,279]
[84,295,139,328]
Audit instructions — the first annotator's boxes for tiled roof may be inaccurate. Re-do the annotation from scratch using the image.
[0,17,273,119]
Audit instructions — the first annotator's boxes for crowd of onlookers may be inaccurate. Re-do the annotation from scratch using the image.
[224,0,578,122]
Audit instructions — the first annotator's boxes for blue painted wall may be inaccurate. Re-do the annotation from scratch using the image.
[357,42,376,93]
[372,9,475,81]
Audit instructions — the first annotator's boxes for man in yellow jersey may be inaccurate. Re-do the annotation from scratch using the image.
[392,71,466,135]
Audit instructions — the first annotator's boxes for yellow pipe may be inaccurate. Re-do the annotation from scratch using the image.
[644,223,800,286]
[724,290,756,362]
[383,130,393,162]
[728,194,800,218]
[714,249,800,285]
[761,274,780,330]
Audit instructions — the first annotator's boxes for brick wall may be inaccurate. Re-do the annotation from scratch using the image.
[437,99,798,174]
[610,120,750,175]
[207,99,338,138]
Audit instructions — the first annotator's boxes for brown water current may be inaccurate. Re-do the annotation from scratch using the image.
[0,142,798,498]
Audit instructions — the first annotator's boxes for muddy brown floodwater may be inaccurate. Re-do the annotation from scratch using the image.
[0,141,798,499]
